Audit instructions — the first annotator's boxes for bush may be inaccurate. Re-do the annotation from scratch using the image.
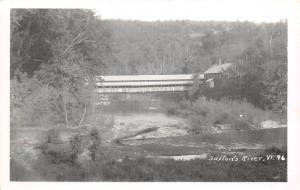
[162,100,181,115]
[168,96,273,133]
[40,128,83,164]
[34,154,85,181]
[10,158,41,181]
[45,128,63,143]
[87,157,286,182]
[85,110,114,142]
[231,119,251,131]
[10,77,67,127]
[264,146,287,156]
[88,127,103,161]
[162,98,192,116]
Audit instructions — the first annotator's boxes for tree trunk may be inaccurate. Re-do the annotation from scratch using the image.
[78,103,87,127]
[62,87,69,126]
[18,20,32,56]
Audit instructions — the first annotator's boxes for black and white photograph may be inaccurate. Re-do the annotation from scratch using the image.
[1,0,300,186]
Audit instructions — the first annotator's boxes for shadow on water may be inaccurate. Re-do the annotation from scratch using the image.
[103,100,151,113]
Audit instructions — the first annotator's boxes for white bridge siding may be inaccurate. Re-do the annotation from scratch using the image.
[95,74,200,93]
[96,86,190,93]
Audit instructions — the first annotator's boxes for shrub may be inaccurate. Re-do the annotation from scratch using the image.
[161,98,192,116]
[10,158,41,181]
[28,153,287,181]
[264,146,287,156]
[88,127,102,161]
[89,157,286,182]
[231,119,251,131]
[162,100,181,115]
[40,128,83,164]
[69,134,82,162]
[45,128,62,144]
[85,110,114,142]
[34,153,85,181]
[171,96,274,133]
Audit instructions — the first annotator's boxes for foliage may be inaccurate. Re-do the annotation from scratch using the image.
[190,61,286,112]
[162,100,182,115]
[37,124,107,166]
[11,9,112,127]
[33,154,85,181]
[88,127,102,161]
[262,60,287,113]
[31,155,286,181]
[264,146,287,157]
[69,135,82,161]
[105,20,287,113]
[100,157,286,182]
[164,96,273,133]
[189,22,286,112]
[40,129,82,164]
[11,10,287,126]
[10,158,41,181]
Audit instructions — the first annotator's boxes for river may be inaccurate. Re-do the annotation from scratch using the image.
[99,98,287,160]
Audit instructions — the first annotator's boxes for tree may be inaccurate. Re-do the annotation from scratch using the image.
[10,9,112,127]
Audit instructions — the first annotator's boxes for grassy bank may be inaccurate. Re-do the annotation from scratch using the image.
[97,157,286,182]
[162,96,282,133]
[14,153,286,182]
[10,125,287,182]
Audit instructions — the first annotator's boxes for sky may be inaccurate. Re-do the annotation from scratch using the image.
[94,0,290,23]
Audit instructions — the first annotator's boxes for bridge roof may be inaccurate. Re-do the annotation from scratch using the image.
[96,74,197,82]
[96,80,193,87]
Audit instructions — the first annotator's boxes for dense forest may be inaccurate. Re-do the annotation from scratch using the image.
[104,20,287,76]
[105,20,287,112]
[10,9,287,128]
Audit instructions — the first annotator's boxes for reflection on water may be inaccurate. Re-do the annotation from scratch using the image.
[101,95,163,113]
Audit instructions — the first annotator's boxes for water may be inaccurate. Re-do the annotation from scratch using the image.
[112,112,189,139]
[100,96,287,158]
[148,153,208,160]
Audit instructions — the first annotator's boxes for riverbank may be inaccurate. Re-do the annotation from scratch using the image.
[11,149,286,181]
[10,125,287,181]
[10,100,287,181]
[86,155,287,182]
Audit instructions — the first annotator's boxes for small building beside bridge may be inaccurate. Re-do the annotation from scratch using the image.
[204,62,234,88]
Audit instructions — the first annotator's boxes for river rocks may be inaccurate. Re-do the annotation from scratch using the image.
[156,153,208,161]
[124,126,188,140]
[260,120,286,129]
[112,113,190,139]
[145,153,208,161]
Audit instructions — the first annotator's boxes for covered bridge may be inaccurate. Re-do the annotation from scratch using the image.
[95,74,203,93]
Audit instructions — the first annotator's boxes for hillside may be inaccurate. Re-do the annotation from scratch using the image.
[102,20,287,76]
